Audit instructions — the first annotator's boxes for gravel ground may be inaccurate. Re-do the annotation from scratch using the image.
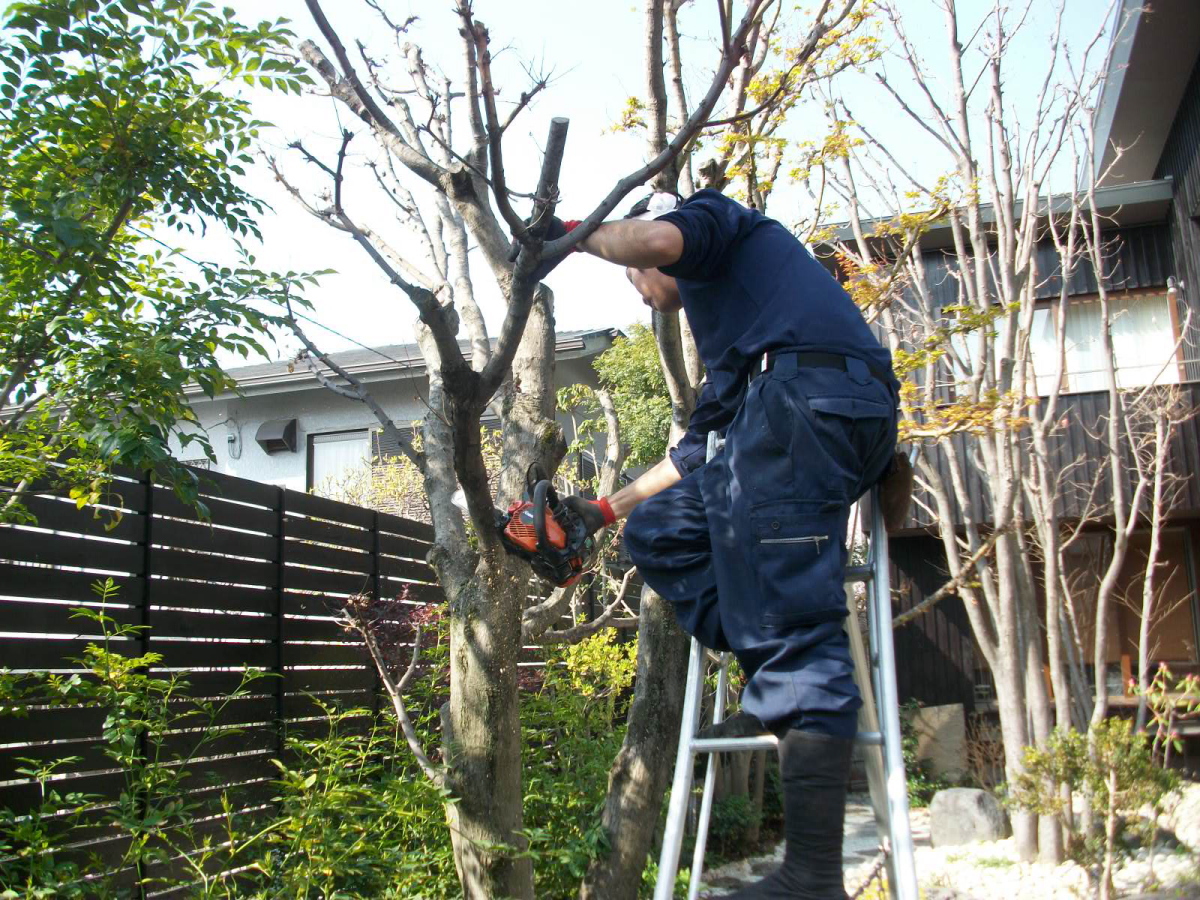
[697,797,1200,899]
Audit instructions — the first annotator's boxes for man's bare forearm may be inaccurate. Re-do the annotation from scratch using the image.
[606,456,682,520]
[578,219,683,268]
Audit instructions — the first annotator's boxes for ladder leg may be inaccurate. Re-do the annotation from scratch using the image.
[687,652,731,900]
[869,492,919,900]
[655,637,707,900]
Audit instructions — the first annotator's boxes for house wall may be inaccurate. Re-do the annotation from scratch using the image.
[172,356,605,493]
[1155,51,1200,381]
[890,524,1200,711]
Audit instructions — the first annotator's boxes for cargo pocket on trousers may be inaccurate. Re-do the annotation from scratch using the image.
[750,501,846,627]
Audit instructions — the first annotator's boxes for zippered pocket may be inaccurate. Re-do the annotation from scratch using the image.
[749,502,845,627]
[759,534,829,548]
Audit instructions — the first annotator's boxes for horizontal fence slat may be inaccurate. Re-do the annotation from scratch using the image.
[0,704,107,743]
[283,667,376,693]
[149,607,277,642]
[282,690,374,719]
[183,467,280,507]
[0,527,144,573]
[282,567,372,596]
[283,539,371,573]
[149,578,275,614]
[151,548,276,587]
[282,642,369,667]
[282,616,351,642]
[0,563,144,604]
[380,579,444,604]
[377,510,435,542]
[152,491,278,536]
[145,639,277,669]
[377,530,431,559]
[2,637,137,670]
[18,494,145,541]
[282,514,372,551]
[283,491,374,529]
[0,596,139,635]
[153,517,278,561]
[0,770,127,816]
[378,555,436,582]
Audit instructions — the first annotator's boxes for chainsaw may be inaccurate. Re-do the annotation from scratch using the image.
[495,464,594,587]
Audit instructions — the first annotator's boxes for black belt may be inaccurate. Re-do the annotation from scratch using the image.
[751,351,891,386]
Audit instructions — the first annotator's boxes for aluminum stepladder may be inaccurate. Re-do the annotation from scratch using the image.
[653,432,918,900]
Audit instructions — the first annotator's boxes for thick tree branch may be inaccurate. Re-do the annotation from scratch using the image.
[541,0,771,258]
[478,118,571,404]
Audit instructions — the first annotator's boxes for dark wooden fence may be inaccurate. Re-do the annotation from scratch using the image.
[0,466,447,878]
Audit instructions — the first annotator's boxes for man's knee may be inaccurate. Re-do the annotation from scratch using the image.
[623,486,684,564]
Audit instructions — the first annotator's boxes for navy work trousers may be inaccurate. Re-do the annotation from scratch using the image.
[624,354,897,739]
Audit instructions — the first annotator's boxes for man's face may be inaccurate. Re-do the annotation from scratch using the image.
[626,266,682,313]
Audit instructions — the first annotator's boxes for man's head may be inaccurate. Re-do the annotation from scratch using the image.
[623,190,685,312]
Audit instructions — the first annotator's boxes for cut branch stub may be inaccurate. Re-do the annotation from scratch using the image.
[480,117,570,404]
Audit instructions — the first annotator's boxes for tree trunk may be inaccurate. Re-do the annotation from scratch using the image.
[580,587,689,900]
[444,563,535,899]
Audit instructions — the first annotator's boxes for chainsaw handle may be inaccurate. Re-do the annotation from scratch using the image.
[531,479,553,555]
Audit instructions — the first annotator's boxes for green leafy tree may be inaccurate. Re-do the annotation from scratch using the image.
[559,324,673,480]
[0,0,313,521]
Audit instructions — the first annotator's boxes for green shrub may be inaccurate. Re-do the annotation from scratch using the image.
[1,585,646,898]
[707,794,763,859]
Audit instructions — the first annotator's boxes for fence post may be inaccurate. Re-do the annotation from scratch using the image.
[136,469,154,900]
[371,510,382,719]
[275,487,286,754]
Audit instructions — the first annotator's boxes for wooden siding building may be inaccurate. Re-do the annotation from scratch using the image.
[880,0,1200,713]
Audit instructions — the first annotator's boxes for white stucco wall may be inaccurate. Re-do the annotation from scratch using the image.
[172,356,607,493]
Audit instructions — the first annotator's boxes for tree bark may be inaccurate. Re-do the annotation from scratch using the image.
[580,587,689,900]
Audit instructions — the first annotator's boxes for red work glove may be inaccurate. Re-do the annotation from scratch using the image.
[563,496,616,537]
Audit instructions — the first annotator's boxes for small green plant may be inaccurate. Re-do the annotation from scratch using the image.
[1011,719,1178,900]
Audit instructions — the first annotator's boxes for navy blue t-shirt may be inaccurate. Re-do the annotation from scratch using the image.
[657,189,896,475]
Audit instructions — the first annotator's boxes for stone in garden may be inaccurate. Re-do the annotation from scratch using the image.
[1161,782,1200,854]
[911,703,967,784]
[929,788,1009,847]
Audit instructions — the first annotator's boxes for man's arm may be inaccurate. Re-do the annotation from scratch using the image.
[578,219,683,268]
[563,455,681,534]
[606,456,681,520]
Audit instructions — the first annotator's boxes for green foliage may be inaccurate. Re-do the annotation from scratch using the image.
[559,324,673,483]
[707,794,763,858]
[0,581,647,898]
[899,700,950,807]
[1011,719,1179,877]
[0,0,318,523]
[0,579,269,898]
[197,707,457,900]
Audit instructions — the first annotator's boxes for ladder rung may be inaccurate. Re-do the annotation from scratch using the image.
[844,564,873,583]
[689,730,884,754]
[691,735,777,753]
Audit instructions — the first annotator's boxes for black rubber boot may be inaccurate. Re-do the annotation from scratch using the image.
[696,710,770,740]
[722,729,853,899]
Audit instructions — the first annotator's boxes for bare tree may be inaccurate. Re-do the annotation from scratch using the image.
[809,0,1159,863]
[270,2,800,896]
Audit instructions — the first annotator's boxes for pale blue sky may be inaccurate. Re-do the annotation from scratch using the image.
[194,1,1112,364]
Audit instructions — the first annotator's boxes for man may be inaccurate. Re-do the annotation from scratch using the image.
[532,189,903,900]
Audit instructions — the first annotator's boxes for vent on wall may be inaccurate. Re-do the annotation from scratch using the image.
[255,418,298,454]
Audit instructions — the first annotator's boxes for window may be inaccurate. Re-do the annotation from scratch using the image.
[1029,292,1181,394]
[307,430,371,492]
